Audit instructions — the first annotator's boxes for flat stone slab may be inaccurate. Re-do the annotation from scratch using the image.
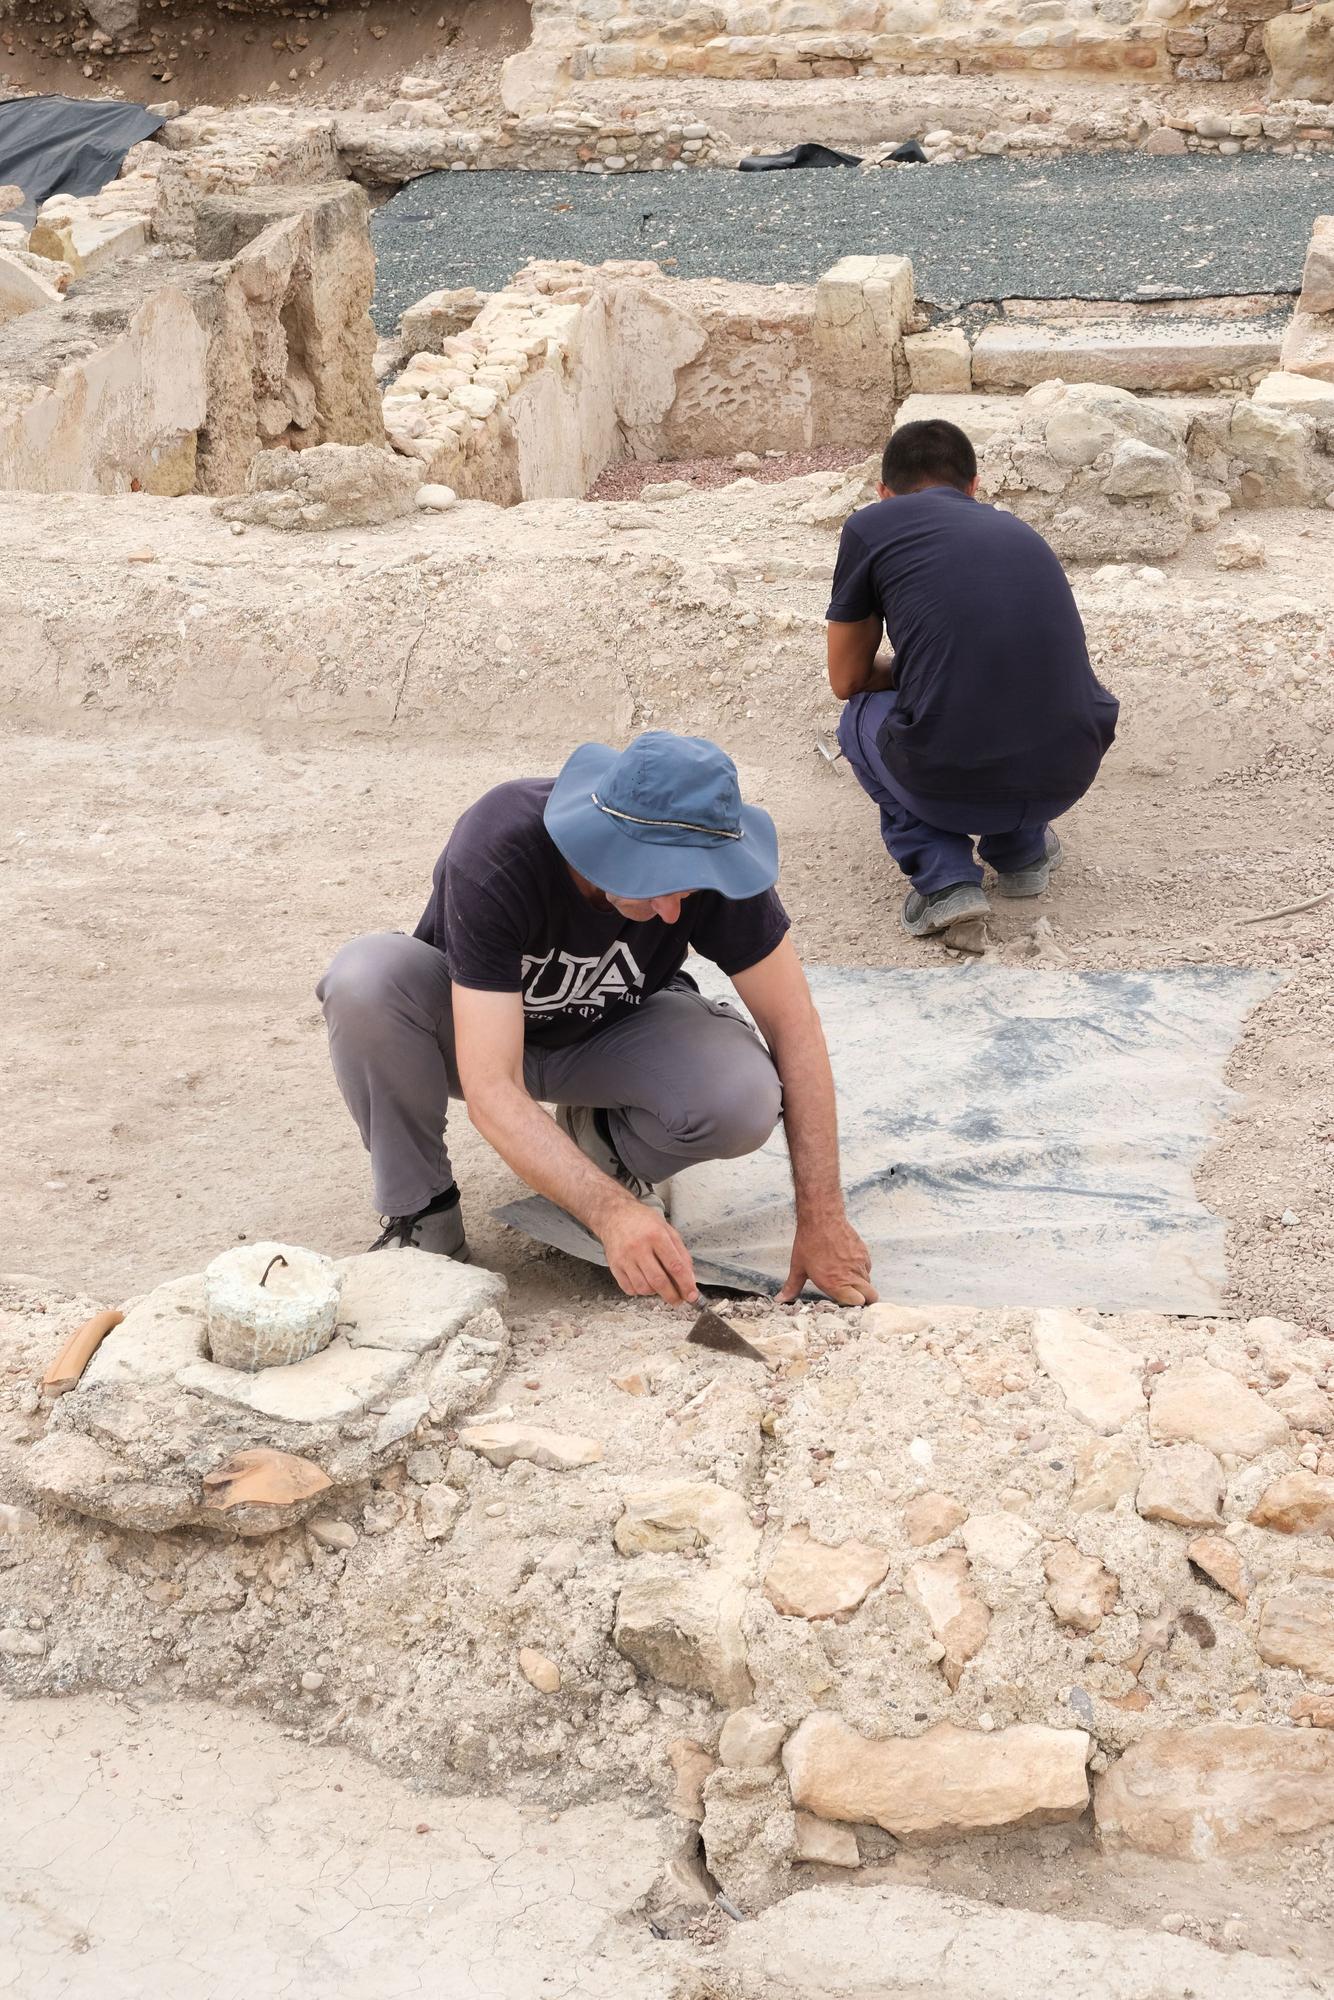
[178,1336,416,1424]
[971,316,1280,393]
[334,1248,506,1352]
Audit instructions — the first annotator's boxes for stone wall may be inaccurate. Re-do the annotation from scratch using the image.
[384,256,911,500]
[504,0,1291,105]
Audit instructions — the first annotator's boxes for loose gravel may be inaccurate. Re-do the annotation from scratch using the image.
[371,152,1329,330]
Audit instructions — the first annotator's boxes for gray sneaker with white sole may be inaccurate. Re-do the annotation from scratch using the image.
[996,828,1063,899]
[902,881,992,939]
[367,1191,468,1260]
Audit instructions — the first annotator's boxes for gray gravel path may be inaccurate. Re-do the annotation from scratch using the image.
[371,153,1334,330]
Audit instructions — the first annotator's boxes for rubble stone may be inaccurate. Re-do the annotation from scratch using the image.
[215,444,420,532]
[763,1524,890,1620]
[1187,1534,1250,1603]
[1256,1580,1334,1677]
[960,1513,1040,1572]
[1095,1724,1334,1857]
[1030,1308,1146,1433]
[614,1569,753,1707]
[1136,1444,1225,1527]
[903,1491,968,1546]
[615,1481,759,1565]
[459,1421,603,1470]
[905,1550,992,1689]
[518,1647,562,1693]
[1250,1470,1334,1536]
[719,1707,786,1769]
[1043,1541,1120,1633]
[1070,1436,1141,1514]
[667,1738,715,1820]
[1149,1357,1289,1459]
[783,1714,1090,1838]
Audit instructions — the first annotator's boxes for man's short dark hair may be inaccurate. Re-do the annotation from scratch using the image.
[881,419,977,495]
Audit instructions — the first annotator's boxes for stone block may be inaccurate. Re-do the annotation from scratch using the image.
[1136,1443,1225,1527]
[334,1249,506,1353]
[28,209,147,280]
[972,317,1279,394]
[1280,310,1334,386]
[904,326,971,394]
[614,1568,753,1707]
[1095,1724,1334,1857]
[615,1481,759,1565]
[763,1523,890,1619]
[783,1714,1090,1838]
[1257,1579,1334,1676]
[1252,369,1334,414]
[1265,1,1334,101]
[1148,1356,1289,1458]
[0,247,68,324]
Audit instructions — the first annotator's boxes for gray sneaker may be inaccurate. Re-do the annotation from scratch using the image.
[368,1192,468,1260]
[556,1103,671,1217]
[902,881,991,939]
[995,829,1062,899]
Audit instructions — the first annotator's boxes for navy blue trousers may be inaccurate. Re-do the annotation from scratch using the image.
[837,691,1082,899]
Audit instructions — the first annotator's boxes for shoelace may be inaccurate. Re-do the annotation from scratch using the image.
[368,1213,420,1251]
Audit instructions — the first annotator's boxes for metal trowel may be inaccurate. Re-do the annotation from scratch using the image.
[686,1304,768,1363]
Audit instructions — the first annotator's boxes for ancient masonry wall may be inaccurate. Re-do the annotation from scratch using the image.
[507,0,1285,100]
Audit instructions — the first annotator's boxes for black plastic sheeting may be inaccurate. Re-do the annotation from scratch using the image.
[0,94,164,224]
[736,138,926,171]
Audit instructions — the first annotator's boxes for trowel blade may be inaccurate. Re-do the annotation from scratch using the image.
[686,1305,767,1362]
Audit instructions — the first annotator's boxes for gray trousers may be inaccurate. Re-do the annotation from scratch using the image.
[316,932,783,1217]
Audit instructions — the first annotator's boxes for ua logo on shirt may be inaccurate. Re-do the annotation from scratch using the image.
[521,942,647,1015]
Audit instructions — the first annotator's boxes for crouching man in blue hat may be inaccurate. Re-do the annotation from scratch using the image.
[318,732,876,1309]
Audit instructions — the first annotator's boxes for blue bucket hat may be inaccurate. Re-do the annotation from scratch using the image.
[543,732,780,900]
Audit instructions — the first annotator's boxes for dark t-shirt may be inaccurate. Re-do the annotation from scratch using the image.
[827,487,1119,802]
[413,778,791,1049]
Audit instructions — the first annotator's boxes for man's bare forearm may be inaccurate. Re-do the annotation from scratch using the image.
[767,1004,847,1224]
[467,1080,632,1232]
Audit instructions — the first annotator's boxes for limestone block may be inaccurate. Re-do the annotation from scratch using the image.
[0,248,67,325]
[1135,1444,1225,1527]
[1148,1356,1289,1458]
[813,253,915,445]
[614,1568,753,1707]
[783,1714,1090,1838]
[1257,1580,1334,1677]
[973,319,1278,395]
[905,327,971,394]
[1095,1724,1334,1857]
[762,1523,890,1619]
[615,1481,759,1565]
[1250,1470,1334,1536]
[1031,1308,1146,1433]
[216,443,419,531]
[0,283,205,496]
[459,1421,603,1470]
[29,210,148,281]
[1043,1540,1119,1633]
[399,287,490,352]
[1279,309,1334,385]
[668,1738,716,1820]
[1264,1,1334,101]
[333,1249,506,1353]
[1298,216,1334,318]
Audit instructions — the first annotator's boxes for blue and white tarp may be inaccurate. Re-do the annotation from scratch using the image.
[497,966,1279,1314]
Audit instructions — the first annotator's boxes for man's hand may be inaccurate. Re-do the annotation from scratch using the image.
[778,1213,877,1306]
[598,1201,700,1307]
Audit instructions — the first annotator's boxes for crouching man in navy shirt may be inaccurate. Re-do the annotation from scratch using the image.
[318,732,876,1311]
[826,418,1119,945]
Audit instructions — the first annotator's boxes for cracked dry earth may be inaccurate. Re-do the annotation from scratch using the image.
[2,478,1334,1997]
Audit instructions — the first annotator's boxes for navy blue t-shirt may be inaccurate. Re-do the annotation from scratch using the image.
[827,487,1118,803]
